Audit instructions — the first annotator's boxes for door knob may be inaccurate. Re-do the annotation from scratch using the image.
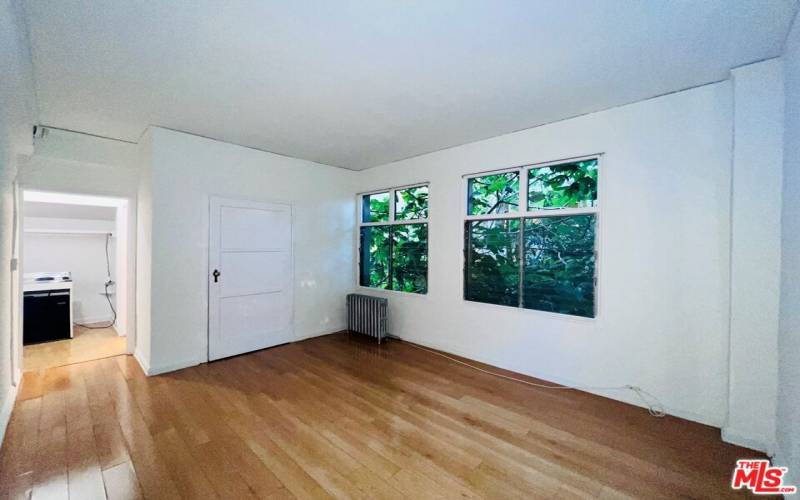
[213,269,221,283]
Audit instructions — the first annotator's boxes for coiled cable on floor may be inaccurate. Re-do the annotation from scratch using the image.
[399,339,666,418]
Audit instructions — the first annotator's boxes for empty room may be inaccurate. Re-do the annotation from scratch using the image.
[0,1,798,498]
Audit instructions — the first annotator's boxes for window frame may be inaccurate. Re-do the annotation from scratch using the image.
[462,154,602,320]
[357,182,430,296]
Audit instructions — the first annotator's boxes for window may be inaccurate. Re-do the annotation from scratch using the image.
[527,159,598,209]
[467,172,519,215]
[465,219,520,306]
[362,191,390,222]
[359,184,428,294]
[464,157,598,317]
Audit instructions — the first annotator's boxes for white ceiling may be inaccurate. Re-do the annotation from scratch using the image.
[24,201,116,220]
[24,0,797,170]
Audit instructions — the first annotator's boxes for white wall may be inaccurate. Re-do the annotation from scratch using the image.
[34,126,137,169]
[357,82,734,427]
[23,217,117,324]
[135,130,153,371]
[776,10,800,486]
[137,127,357,374]
[24,215,114,232]
[113,202,129,337]
[19,129,138,198]
[0,0,37,445]
[724,59,783,454]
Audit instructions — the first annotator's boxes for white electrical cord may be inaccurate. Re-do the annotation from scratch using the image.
[75,232,116,329]
[399,339,666,418]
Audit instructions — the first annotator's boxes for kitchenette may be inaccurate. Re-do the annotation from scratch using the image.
[22,271,73,345]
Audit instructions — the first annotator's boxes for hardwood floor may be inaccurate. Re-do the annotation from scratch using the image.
[1,332,760,499]
[24,326,126,372]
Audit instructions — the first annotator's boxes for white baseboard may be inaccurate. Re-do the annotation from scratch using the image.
[146,358,204,376]
[0,382,21,448]
[135,351,204,376]
[134,327,347,378]
[294,325,346,342]
[133,349,150,375]
[722,427,775,455]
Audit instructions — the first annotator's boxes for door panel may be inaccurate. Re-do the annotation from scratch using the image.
[220,251,289,297]
[209,198,293,361]
[221,206,291,250]
[217,293,291,359]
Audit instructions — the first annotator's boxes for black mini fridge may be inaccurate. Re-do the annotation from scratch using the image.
[23,289,71,345]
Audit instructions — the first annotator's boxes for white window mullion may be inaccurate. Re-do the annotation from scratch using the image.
[361,220,428,227]
[357,193,364,225]
[389,188,396,223]
[465,212,522,222]
[523,207,598,218]
[519,167,528,214]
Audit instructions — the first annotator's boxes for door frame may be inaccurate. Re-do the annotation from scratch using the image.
[207,196,295,361]
[15,189,137,376]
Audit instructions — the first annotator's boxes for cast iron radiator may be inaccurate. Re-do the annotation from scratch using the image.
[346,293,387,344]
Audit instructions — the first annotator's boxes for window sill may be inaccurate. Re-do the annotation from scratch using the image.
[461,297,597,323]
[356,286,429,299]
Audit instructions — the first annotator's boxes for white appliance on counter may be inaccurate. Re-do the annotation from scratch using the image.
[23,271,74,343]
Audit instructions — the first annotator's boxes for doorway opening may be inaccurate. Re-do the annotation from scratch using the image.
[20,190,133,371]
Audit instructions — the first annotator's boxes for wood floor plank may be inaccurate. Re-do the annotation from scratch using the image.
[1,334,765,499]
[82,359,133,471]
[65,365,107,500]
[66,422,107,500]
[229,392,360,498]
[226,416,332,500]
[190,440,260,500]
[102,461,143,500]
[24,326,125,372]
[152,428,220,500]
[94,358,182,500]
[17,371,44,401]
[0,397,42,499]
[30,383,68,500]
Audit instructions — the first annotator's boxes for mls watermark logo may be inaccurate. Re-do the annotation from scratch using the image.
[731,459,796,495]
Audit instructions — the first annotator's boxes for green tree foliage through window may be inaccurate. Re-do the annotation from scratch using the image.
[528,159,598,210]
[395,186,428,220]
[392,224,428,293]
[465,219,520,306]
[523,216,595,317]
[359,226,390,288]
[362,192,389,222]
[464,215,595,316]
[468,172,519,215]
[360,224,428,293]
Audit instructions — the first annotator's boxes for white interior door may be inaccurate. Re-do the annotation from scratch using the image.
[209,197,293,361]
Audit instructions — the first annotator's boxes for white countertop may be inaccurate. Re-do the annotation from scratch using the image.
[23,272,73,293]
